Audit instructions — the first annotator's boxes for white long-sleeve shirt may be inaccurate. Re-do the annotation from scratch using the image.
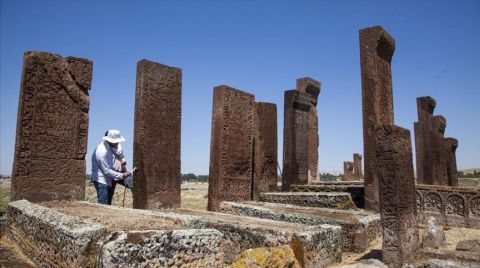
[91,141,125,186]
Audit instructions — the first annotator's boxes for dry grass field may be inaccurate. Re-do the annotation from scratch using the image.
[0,180,208,214]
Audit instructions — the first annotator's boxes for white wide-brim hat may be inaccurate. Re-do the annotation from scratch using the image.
[102,129,126,143]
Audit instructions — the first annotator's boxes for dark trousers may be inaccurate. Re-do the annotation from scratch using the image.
[93,181,116,205]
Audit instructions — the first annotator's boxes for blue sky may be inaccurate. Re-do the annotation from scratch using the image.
[1,0,479,175]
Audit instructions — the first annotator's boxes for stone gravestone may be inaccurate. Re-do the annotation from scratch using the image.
[253,102,278,201]
[343,161,354,181]
[12,51,92,202]
[282,90,311,191]
[208,85,255,211]
[414,96,458,186]
[445,138,458,187]
[133,59,181,209]
[376,124,419,267]
[360,26,395,211]
[296,77,321,183]
[353,153,363,180]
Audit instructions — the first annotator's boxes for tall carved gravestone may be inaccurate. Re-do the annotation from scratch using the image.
[445,138,458,187]
[282,90,311,191]
[414,96,458,186]
[208,85,255,211]
[253,102,278,201]
[360,26,395,211]
[353,153,363,180]
[12,51,92,202]
[343,161,354,181]
[376,124,419,267]
[296,77,321,183]
[133,60,181,209]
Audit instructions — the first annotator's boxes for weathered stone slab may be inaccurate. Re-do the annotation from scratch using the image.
[360,26,395,212]
[12,51,92,202]
[344,161,354,180]
[253,102,278,201]
[353,153,363,180]
[416,184,480,228]
[311,181,364,185]
[414,96,459,186]
[292,184,365,209]
[208,85,255,211]
[282,90,311,190]
[259,192,356,209]
[169,208,342,267]
[6,200,106,267]
[134,59,181,209]
[375,124,419,267]
[296,77,321,183]
[220,201,381,252]
[98,229,224,267]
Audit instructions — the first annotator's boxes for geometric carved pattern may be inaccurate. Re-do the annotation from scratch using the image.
[360,26,395,212]
[208,85,255,211]
[252,102,278,201]
[470,195,480,218]
[133,60,182,209]
[282,90,311,191]
[445,194,464,216]
[12,51,92,202]
[425,192,442,213]
[375,124,419,268]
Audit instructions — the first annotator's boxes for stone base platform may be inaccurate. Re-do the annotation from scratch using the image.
[292,184,365,208]
[311,181,364,185]
[6,200,342,267]
[219,201,381,252]
[6,200,224,267]
[260,192,357,209]
[168,208,342,267]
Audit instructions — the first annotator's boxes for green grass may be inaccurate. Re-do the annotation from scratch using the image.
[0,182,11,216]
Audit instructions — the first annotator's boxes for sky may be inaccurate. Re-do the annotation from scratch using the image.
[1,0,479,175]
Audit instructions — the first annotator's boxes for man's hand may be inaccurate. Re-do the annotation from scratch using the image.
[123,172,130,178]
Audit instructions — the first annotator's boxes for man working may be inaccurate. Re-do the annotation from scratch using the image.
[91,129,131,205]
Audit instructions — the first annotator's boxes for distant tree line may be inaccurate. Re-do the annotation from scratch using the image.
[0,175,11,180]
[181,173,208,182]
[320,173,340,181]
[458,170,480,178]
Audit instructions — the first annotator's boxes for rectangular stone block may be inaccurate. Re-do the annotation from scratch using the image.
[375,124,419,267]
[253,102,278,201]
[259,192,356,209]
[169,208,342,267]
[208,85,255,211]
[360,26,395,212]
[6,200,106,267]
[12,51,92,202]
[445,138,459,187]
[282,90,311,190]
[343,161,354,181]
[292,184,365,208]
[133,59,182,209]
[219,201,381,252]
[353,153,363,180]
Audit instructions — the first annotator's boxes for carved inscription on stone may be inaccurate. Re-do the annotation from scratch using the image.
[12,51,92,202]
[252,102,278,201]
[446,194,464,216]
[360,26,395,212]
[282,90,311,191]
[296,77,321,183]
[208,85,254,211]
[414,96,458,186]
[375,124,419,267]
[133,60,181,209]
